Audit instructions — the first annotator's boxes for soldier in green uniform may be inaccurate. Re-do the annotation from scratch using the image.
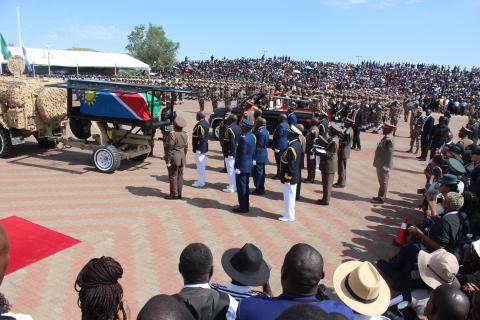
[372,123,395,204]
[316,125,340,206]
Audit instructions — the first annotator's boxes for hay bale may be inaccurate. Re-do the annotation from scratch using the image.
[35,87,67,124]
[7,55,25,77]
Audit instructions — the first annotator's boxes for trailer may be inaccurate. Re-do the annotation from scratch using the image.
[47,79,194,173]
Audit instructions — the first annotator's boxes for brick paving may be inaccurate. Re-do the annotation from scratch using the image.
[0,100,465,319]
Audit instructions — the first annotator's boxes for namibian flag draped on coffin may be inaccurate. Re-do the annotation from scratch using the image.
[77,91,161,121]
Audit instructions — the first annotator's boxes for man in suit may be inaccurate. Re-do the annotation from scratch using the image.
[418,108,435,161]
[334,119,353,188]
[233,118,257,213]
[278,125,303,222]
[372,123,395,204]
[317,125,339,206]
[222,115,241,193]
[164,117,188,200]
[272,114,289,179]
[287,102,298,126]
[351,104,363,151]
[252,117,269,195]
[304,118,320,183]
[192,111,210,188]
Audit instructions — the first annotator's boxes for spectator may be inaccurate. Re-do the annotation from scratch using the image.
[175,243,237,320]
[276,304,333,320]
[420,284,470,320]
[137,295,193,320]
[333,261,390,319]
[236,243,354,320]
[75,256,129,320]
[211,243,272,301]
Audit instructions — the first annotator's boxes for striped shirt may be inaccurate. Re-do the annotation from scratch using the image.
[210,283,258,302]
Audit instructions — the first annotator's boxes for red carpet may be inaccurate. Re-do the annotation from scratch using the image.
[0,216,80,275]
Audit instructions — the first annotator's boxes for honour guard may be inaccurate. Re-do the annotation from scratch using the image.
[164,117,188,200]
[222,115,241,193]
[334,120,353,188]
[272,114,289,179]
[304,118,320,183]
[316,125,339,206]
[233,118,256,213]
[278,125,303,222]
[192,111,209,188]
[252,117,269,195]
[372,123,395,204]
[287,102,298,125]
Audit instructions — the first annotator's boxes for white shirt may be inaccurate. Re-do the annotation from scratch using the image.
[182,283,238,320]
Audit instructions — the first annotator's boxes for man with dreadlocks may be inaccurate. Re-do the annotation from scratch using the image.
[75,256,130,320]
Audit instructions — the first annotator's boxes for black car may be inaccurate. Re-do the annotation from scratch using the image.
[208,93,324,139]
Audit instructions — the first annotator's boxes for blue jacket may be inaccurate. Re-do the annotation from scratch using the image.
[287,112,297,125]
[272,121,289,152]
[280,139,302,185]
[235,132,256,173]
[237,293,354,320]
[254,126,269,163]
[192,119,209,154]
[222,123,241,157]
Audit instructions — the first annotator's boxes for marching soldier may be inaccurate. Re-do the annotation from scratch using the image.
[252,117,269,195]
[372,123,395,204]
[233,119,256,213]
[407,107,424,154]
[222,115,241,193]
[334,120,353,188]
[304,118,320,183]
[192,111,209,188]
[164,117,188,200]
[278,125,303,222]
[316,125,339,206]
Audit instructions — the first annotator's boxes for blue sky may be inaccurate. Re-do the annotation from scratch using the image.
[0,0,479,67]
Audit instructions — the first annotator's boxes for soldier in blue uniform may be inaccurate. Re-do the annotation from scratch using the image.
[272,113,289,179]
[192,111,210,188]
[278,125,303,222]
[287,102,298,125]
[252,117,269,195]
[233,118,257,213]
[222,115,241,193]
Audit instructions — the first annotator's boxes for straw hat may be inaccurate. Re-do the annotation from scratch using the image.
[333,261,390,317]
[418,249,460,290]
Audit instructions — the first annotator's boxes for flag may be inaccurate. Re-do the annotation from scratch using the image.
[0,33,12,61]
[22,46,32,73]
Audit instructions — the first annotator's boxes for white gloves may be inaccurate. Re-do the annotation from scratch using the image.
[228,156,234,160]
[235,169,241,174]
[253,160,257,166]
[196,150,201,155]
[310,154,315,160]
[167,163,171,167]
[383,166,389,172]
[274,149,280,153]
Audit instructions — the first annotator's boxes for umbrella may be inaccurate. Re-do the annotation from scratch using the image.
[304,66,313,70]
[293,69,301,74]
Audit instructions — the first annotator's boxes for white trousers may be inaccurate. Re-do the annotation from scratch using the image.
[195,152,206,185]
[282,182,297,220]
[225,157,236,190]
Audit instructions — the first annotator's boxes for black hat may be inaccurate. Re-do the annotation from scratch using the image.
[221,243,270,286]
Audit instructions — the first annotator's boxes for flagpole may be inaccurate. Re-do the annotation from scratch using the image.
[17,6,22,48]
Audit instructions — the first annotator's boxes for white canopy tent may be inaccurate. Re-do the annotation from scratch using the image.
[0,47,149,74]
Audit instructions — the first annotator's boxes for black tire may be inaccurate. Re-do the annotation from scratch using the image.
[212,121,221,140]
[70,118,92,140]
[130,153,149,162]
[92,145,121,173]
[0,129,13,158]
[35,136,56,149]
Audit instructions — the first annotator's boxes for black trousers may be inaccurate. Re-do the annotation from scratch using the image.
[352,127,361,149]
[420,136,429,159]
[236,173,250,211]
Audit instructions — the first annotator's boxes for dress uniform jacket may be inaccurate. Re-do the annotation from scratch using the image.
[287,112,297,126]
[235,133,257,173]
[254,126,269,164]
[318,118,329,138]
[222,123,241,158]
[373,136,394,169]
[280,140,302,185]
[192,119,210,154]
[272,121,289,152]
[320,138,338,174]
[166,131,188,166]
[338,128,353,160]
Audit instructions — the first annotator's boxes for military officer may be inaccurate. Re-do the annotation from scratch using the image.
[272,113,289,179]
[252,117,269,195]
[287,102,298,125]
[223,85,232,109]
[407,107,424,154]
[457,126,473,150]
[316,125,339,206]
[164,117,188,200]
[233,118,257,213]
[278,125,303,222]
[198,84,206,111]
[295,123,306,200]
[222,114,241,193]
[317,110,329,138]
[389,101,401,136]
[304,118,320,183]
[192,111,209,188]
[334,120,353,188]
[372,123,395,204]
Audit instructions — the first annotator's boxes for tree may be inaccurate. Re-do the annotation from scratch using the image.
[126,24,179,71]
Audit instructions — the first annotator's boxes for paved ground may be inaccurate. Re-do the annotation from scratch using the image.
[0,101,466,319]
